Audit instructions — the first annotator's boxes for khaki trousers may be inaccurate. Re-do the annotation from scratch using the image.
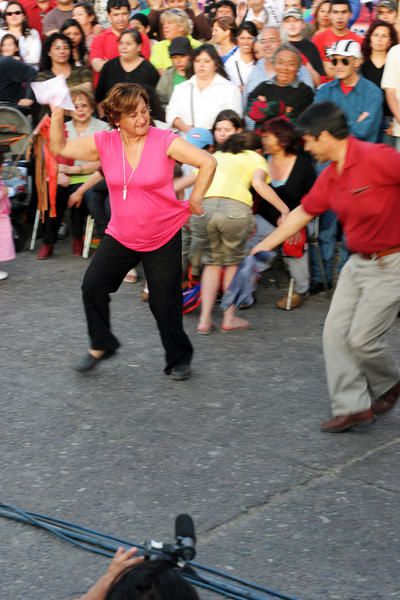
[323,252,400,416]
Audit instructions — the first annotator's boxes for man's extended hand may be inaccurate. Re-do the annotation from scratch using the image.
[77,547,144,600]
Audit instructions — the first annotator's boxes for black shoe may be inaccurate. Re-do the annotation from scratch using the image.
[170,365,191,381]
[74,350,116,373]
[309,282,332,295]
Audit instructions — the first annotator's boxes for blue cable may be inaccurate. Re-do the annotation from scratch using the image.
[0,503,301,600]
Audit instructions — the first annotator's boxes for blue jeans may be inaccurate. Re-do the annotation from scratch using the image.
[309,160,349,286]
[309,210,349,286]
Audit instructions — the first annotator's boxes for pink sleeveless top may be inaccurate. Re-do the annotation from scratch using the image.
[94,126,190,252]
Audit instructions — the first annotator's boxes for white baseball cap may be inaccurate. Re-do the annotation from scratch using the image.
[327,40,362,59]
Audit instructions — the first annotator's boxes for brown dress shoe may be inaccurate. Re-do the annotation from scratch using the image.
[320,408,376,433]
[276,292,308,310]
[371,380,400,415]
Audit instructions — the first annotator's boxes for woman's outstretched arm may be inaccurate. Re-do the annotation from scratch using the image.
[251,169,289,217]
[50,107,100,162]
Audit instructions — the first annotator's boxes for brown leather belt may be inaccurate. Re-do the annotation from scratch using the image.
[359,245,400,260]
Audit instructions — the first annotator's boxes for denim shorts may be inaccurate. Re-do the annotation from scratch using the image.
[190,197,255,266]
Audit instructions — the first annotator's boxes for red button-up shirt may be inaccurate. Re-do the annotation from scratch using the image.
[301,137,400,254]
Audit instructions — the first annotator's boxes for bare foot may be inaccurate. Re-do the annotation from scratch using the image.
[220,317,251,332]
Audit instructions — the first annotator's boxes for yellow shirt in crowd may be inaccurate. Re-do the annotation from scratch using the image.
[204,150,270,207]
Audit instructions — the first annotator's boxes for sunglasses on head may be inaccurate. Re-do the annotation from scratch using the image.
[6,9,23,14]
[331,57,351,66]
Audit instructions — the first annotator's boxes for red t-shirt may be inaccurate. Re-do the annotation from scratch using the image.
[312,29,363,81]
[19,0,56,38]
[340,81,353,94]
[301,137,400,254]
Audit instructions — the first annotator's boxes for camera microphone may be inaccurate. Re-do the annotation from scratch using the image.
[175,514,196,562]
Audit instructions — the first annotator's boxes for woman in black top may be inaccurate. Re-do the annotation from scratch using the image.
[254,117,316,310]
[95,29,159,105]
[361,20,397,144]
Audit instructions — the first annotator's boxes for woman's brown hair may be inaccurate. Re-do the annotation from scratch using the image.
[103,83,150,126]
[213,16,237,43]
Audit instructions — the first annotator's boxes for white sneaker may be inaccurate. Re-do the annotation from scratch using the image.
[0,271,9,280]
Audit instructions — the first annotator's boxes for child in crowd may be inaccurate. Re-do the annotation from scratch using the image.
[0,146,16,281]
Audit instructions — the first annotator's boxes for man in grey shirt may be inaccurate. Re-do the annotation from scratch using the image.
[43,0,74,35]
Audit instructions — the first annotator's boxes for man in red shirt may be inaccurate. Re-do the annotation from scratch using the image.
[312,0,362,80]
[251,102,400,433]
[90,0,150,86]
[19,0,56,38]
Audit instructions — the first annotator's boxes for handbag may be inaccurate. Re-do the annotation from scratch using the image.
[282,227,307,258]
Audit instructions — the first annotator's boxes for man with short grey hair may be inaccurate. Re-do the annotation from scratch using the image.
[246,43,314,125]
[244,25,313,127]
[244,25,313,98]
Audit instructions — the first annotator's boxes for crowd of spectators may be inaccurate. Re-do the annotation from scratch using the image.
[1,0,400,314]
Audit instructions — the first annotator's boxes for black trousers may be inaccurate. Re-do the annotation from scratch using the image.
[81,232,193,373]
[42,184,88,244]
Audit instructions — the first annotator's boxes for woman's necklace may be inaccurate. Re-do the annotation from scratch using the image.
[121,135,144,200]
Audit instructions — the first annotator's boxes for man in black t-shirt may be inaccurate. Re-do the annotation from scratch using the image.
[0,57,35,107]
[282,9,325,87]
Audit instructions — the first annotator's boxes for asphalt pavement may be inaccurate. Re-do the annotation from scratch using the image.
[1,241,399,600]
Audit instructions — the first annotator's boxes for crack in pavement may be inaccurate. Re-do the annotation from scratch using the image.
[199,436,400,543]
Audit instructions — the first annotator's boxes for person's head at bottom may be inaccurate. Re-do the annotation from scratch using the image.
[105,558,201,600]
[296,101,349,163]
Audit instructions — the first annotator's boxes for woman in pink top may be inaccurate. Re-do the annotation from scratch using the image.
[50,83,216,380]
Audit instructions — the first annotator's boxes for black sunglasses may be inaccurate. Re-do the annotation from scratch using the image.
[6,10,23,15]
[331,57,350,66]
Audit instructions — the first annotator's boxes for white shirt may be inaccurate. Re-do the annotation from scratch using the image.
[263,0,285,27]
[246,7,268,26]
[0,28,41,67]
[381,44,400,136]
[225,53,256,87]
[166,73,243,129]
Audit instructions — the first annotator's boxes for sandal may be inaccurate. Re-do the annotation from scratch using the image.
[197,323,216,335]
[124,268,138,284]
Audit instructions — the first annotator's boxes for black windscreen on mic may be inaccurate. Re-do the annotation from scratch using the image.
[175,514,196,561]
[175,514,196,541]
